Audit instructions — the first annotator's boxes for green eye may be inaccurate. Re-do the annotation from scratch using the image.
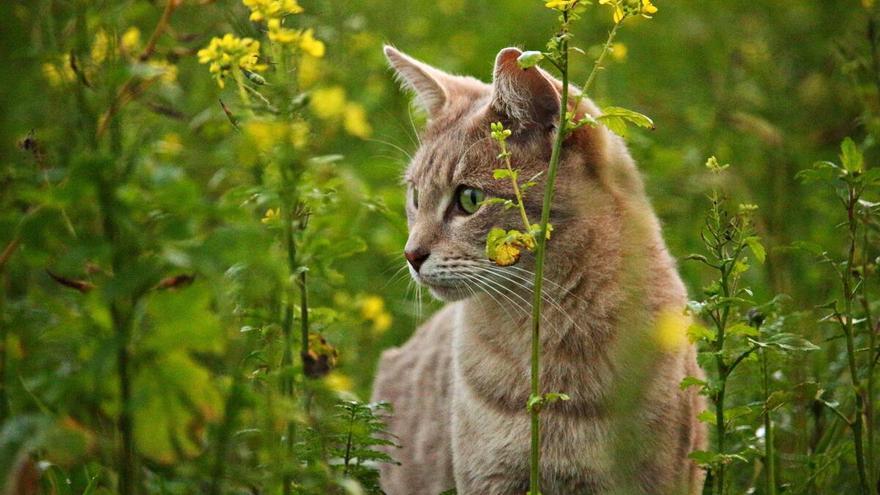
[457,187,485,214]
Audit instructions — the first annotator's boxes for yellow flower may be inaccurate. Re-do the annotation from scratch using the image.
[267,18,300,44]
[148,59,178,84]
[91,29,110,65]
[310,86,347,120]
[242,0,303,22]
[261,207,280,224]
[545,0,577,10]
[297,53,322,88]
[611,42,628,62]
[121,27,141,55]
[244,120,284,152]
[360,295,392,335]
[360,295,385,320]
[324,372,353,393]
[42,55,76,87]
[299,28,325,58]
[493,243,521,267]
[641,0,658,16]
[290,121,310,149]
[197,34,265,88]
[654,309,690,352]
[343,102,372,138]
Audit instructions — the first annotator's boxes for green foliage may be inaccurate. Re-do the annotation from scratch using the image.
[1,0,880,494]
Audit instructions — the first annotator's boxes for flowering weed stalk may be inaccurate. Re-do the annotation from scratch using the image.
[486,1,659,492]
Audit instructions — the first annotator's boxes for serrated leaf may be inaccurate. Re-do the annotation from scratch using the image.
[840,137,863,173]
[761,332,820,352]
[597,106,655,137]
[680,376,707,391]
[687,322,715,343]
[697,409,717,425]
[727,322,759,337]
[493,168,513,180]
[745,236,766,264]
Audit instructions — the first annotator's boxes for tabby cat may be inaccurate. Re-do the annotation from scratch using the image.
[371,45,706,495]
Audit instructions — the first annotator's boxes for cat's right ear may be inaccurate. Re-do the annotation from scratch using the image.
[384,45,452,117]
[491,47,559,133]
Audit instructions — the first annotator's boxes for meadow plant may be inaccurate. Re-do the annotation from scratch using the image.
[485,1,658,492]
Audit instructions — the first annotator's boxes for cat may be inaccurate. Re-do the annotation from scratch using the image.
[371,45,707,495]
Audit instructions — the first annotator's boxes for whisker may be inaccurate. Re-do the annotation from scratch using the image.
[366,137,413,161]
[467,270,562,340]
[459,272,526,331]
[477,265,582,338]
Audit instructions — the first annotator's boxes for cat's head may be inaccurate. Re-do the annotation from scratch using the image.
[386,46,630,302]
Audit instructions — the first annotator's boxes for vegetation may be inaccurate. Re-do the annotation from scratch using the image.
[1,0,880,494]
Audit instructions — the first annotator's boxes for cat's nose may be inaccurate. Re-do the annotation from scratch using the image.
[404,247,430,273]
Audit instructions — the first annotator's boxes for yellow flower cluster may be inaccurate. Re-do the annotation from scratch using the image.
[91,30,110,65]
[42,55,76,87]
[309,86,373,138]
[544,0,578,10]
[242,0,325,56]
[244,119,311,154]
[242,0,303,22]
[360,295,392,334]
[197,34,266,88]
[599,0,658,24]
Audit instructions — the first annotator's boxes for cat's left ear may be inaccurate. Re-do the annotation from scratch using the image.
[491,47,560,133]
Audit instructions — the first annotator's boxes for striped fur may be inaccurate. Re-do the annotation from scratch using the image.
[373,46,707,495]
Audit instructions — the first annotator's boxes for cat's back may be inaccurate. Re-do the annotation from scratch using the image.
[371,302,459,495]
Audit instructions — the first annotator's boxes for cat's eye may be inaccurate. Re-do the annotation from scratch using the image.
[411,186,419,209]
[456,187,485,215]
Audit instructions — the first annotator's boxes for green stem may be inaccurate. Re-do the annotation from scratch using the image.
[281,171,297,495]
[529,12,571,495]
[576,20,621,106]
[208,374,245,495]
[761,345,777,495]
[499,139,531,232]
[860,215,876,490]
[0,274,8,422]
[843,186,871,494]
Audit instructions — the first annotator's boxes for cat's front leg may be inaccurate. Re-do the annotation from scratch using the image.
[450,378,531,495]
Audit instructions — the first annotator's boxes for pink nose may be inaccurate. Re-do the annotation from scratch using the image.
[404,248,430,273]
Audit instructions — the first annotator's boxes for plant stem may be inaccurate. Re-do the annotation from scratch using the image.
[281,198,297,495]
[498,139,531,232]
[761,344,776,495]
[208,375,245,495]
[0,275,8,423]
[530,11,571,494]
[579,21,621,100]
[843,185,871,494]
[860,216,877,490]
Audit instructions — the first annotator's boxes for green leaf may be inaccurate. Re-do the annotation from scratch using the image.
[745,236,766,264]
[687,323,716,343]
[516,51,545,69]
[840,137,864,173]
[680,376,707,391]
[795,161,839,184]
[596,106,655,137]
[697,409,717,425]
[485,227,507,260]
[760,332,820,352]
[727,322,759,337]
[493,168,514,180]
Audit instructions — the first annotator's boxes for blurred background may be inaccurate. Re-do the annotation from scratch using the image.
[0,0,875,493]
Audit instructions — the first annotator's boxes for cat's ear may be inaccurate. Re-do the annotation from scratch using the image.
[384,45,455,117]
[491,47,559,132]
